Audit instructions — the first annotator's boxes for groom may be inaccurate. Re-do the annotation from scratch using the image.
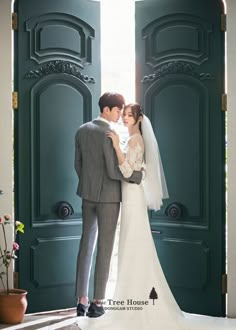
[74,92,143,318]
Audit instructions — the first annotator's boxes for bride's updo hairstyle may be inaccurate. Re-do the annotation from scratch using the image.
[124,103,144,134]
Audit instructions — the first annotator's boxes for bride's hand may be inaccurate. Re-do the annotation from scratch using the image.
[107,130,120,149]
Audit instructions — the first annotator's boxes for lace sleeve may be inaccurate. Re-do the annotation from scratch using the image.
[119,134,144,178]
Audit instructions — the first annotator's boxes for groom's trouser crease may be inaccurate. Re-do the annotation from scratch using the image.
[75,200,120,299]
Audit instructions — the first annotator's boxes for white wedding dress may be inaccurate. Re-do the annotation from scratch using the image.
[47,133,236,330]
[75,133,189,330]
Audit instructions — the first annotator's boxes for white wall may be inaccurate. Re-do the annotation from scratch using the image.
[226,0,236,318]
[0,0,14,290]
[0,0,236,316]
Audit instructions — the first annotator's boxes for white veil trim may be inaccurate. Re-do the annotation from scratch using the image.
[141,115,169,211]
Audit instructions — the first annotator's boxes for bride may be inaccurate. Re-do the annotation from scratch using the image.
[42,104,236,330]
[75,103,189,330]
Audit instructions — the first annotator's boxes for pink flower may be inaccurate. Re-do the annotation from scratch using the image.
[0,202,24,293]
[13,242,19,251]
[4,214,11,221]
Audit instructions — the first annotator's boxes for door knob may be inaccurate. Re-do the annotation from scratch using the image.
[56,201,74,219]
[165,202,183,220]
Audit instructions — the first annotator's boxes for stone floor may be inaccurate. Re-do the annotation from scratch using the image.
[0,309,77,330]
[1,308,236,330]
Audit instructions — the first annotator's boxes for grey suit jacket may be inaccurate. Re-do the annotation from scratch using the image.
[74,119,142,203]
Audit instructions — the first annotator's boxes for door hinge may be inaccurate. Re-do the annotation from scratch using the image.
[221,14,226,32]
[222,273,227,294]
[12,12,18,31]
[222,93,227,112]
[12,91,18,110]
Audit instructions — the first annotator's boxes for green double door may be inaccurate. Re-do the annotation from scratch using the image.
[135,0,225,317]
[15,0,225,316]
[14,0,101,312]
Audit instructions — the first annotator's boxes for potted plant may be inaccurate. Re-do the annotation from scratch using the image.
[0,190,27,324]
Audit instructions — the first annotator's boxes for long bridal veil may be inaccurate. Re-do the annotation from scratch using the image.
[141,115,169,211]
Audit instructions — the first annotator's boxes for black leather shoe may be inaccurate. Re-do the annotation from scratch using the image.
[77,303,89,316]
[86,302,105,318]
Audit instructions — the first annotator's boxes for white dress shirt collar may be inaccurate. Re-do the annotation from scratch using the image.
[97,116,110,125]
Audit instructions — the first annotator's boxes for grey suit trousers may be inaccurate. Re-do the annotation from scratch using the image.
[75,199,120,300]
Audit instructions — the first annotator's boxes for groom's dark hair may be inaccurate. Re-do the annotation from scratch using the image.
[98,92,125,112]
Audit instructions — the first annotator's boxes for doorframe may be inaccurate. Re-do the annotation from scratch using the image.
[225,0,236,318]
[0,0,14,291]
[0,0,236,317]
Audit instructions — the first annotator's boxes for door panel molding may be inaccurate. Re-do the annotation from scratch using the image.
[30,74,91,225]
[152,235,210,289]
[30,236,81,288]
[142,13,212,67]
[26,13,95,66]
[145,75,209,229]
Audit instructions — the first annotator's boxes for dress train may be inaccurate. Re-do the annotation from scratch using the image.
[76,181,189,330]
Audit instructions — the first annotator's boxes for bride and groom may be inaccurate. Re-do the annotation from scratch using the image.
[74,92,184,329]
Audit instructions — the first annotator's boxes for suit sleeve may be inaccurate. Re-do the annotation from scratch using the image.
[103,136,142,184]
[74,131,81,178]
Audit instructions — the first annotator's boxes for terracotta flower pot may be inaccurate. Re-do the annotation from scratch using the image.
[0,289,28,324]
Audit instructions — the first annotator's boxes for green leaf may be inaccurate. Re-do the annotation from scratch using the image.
[16,222,25,233]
